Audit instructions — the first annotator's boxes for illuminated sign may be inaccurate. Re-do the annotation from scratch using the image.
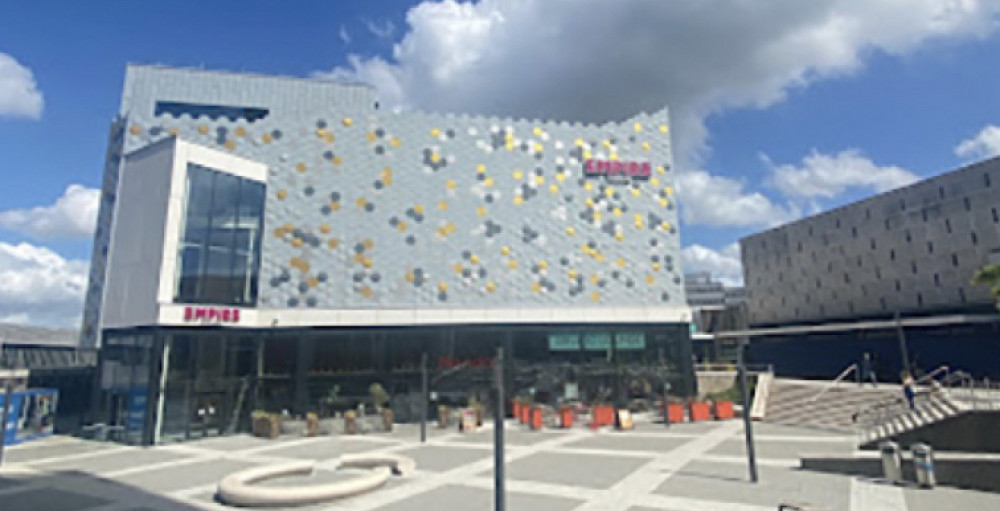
[183,306,241,323]
[583,159,652,180]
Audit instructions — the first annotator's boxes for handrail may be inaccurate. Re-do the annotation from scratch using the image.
[808,363,857,402]
[915,365,949,386]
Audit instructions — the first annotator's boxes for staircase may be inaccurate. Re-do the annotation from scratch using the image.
[762,377,899,431]
[858,390,965,446]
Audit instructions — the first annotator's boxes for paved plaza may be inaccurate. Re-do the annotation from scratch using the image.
[2,416,999,510]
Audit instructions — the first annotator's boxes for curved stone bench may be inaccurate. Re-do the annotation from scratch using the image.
[217,454,414,507]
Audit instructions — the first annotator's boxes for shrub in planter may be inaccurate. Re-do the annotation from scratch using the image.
[251,410,280,439]
[381,408,394,432]
[306,412,319,437]
[344,410,358,435]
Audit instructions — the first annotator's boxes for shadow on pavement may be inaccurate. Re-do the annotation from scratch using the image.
[0,469,205,511]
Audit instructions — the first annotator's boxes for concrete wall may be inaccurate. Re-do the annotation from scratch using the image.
[741,156,1000,327]
[861,411,1000,453]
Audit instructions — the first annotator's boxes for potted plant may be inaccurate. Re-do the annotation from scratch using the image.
[437,404,450,428]
[251,410,280,439]
[369,383,393,432]
[306,412,319,436]
[468,396,484,426]
[344,410,358,435]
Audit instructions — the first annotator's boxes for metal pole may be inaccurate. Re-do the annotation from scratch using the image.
[737,340,758,483]
[894,311,911,377]
[420,352,428,444]
[0,379,12,466]
[494,346,505,511]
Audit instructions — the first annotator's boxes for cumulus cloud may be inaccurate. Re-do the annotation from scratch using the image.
[0,53,43,119]
[0,242,88,327]
[768,149,919,199]
[0,184,100,239]
[955,124,1000,160]
[682,243,744,286]
[676,169,799,227]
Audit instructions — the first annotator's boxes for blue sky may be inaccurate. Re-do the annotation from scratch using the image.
[1,0,999,326]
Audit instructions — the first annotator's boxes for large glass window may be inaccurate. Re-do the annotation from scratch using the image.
[174,164,264,305]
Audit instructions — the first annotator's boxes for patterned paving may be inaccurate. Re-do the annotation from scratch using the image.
[2,418,1000,510]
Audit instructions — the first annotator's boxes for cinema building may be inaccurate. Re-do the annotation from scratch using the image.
[82,65,694,445]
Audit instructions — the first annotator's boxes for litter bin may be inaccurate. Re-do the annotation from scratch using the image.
[880,441,902,484]
[912,443,936,489]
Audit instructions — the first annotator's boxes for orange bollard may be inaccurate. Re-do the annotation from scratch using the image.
[689,401,711,422]
[667,404,685,423]
[559,406,574,428]
[530,407,544,430]
[713,401,735,420]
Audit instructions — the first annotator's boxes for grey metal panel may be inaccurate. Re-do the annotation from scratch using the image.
[742,156,1000,326]
[86,65,685,321]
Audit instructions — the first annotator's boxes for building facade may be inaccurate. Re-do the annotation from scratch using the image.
[739,157,1000,379]
[83,66,694,444]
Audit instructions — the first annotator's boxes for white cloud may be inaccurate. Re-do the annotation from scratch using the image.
[0,242,88,328]
[768,149,920,199]
[0,184,99,239]
[365,19,396,39]
[0,53,43,119]
[319,0,997,171]
[676,169,800,227]
[955,124,1000,160]
[339,25,352,45]
[682,243,744,286]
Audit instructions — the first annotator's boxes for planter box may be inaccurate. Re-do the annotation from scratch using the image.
[689,401,711,422]
[713,401,735,420]
[382,409,394,432]
[252,416,280,439]
[344,415,358,435]
[519,404,531,425]
[512,401,521,420]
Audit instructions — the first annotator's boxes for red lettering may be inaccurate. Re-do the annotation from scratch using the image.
[184,307,194,321]
[639,162,652,177]
[232,309,240,322]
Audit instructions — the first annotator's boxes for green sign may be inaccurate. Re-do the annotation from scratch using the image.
[548,334,581,351]
[582,332,612,350]
[615,332,646,350]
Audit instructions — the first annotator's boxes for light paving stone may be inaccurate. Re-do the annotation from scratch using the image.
[115,459,257,493]
[371,484,583,511]
[28,448,192,475]
[710,438,854,459]
[447,428,568,446]
[903,482,1000,511]
[563,432,689,453]
[4,440,112,464]
[254,437,393,461]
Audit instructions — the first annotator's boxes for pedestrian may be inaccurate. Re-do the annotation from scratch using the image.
[861,352,878,387]
[902,373,916,411]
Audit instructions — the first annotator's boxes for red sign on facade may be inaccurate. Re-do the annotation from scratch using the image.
[183,306,241,323]
[584,159,652,180]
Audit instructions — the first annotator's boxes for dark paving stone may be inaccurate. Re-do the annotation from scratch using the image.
[481,451,648,489]
[4,440,110,464]
[564,434,687,453]
[4,487,110,511]
[116,459,256,493]
[709,438,853,459]
[394,445,490,472]
[655,460,850,510]
[372,484,582,511]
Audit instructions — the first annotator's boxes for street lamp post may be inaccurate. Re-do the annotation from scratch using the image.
[737,339,758,483]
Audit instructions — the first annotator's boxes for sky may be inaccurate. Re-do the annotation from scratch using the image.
[1,0,1000,327]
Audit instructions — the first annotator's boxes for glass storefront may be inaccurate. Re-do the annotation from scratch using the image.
[96,323,694,445]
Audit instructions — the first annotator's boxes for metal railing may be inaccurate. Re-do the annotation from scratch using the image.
[807,363,858,403]
[694,363,773,374]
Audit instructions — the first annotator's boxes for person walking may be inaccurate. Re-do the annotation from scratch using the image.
[902,373,916,411]
[861,352,878,387]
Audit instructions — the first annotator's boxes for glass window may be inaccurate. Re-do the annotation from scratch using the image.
[174,164,265,305]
